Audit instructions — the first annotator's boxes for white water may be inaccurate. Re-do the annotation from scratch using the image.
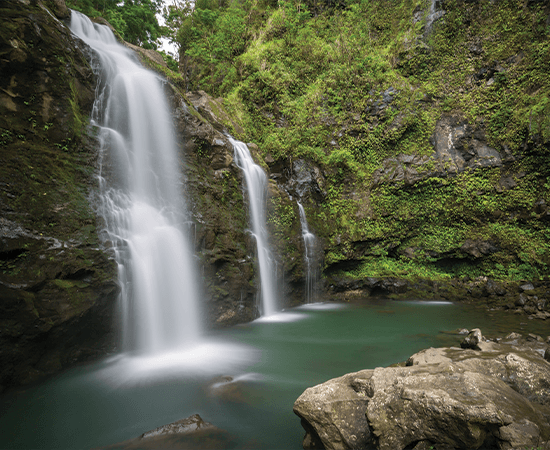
[297,202,318,303]
[230,138,278,316]
[70,11,201,354]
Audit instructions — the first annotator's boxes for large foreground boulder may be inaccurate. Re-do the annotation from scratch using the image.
[294,334,550,450]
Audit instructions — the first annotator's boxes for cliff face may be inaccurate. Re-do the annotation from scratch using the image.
[1,0,549,389]
[0,0,118,389]
[201,0,550,308]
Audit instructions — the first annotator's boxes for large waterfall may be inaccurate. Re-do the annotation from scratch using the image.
[70,12,201,354]
[230,138,278,316]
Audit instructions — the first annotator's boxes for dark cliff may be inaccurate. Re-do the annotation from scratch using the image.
[0,0,118,389]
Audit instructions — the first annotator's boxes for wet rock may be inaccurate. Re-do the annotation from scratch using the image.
[527,333,544,342]
[170,89,261,326]
[99,414,242,450]
[43,0,69,19]
[141,414,214,439]
[125,42,167,68]
[515,294,527,307]
[185,90,243,135]
[505,332,522,340]
[0,0,118,388]
[460,328,484,349]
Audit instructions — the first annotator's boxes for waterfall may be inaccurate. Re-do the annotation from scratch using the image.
[297,202,317,303]
[70,11,201,354]
[229,138,278,316]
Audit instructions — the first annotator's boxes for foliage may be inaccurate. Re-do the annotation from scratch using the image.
[67,0,162,48]
[173,0,550,283]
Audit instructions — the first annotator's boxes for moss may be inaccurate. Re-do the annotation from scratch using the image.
[53,279,74,289]
[68,78,86,138]
[179,0,550,286]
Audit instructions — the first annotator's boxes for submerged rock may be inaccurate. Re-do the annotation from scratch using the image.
[139,414,214,439]
[99,414,242,450]
[294,336,550,450]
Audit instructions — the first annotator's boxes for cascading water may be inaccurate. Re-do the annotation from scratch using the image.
[230,138,278,316]
[70,11,201,354]
[297,202,318,303]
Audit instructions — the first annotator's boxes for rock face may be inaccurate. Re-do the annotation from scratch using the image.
[294,336,550,450]
[170,89,323,319]
[372,115,509,186]
[0,0,118,389]
[169,89,260,326]
[326,275,550,319]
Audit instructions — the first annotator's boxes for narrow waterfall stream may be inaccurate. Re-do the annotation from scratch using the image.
[70,12,201,353]
[230,138,278,316]
[297,202,318,303]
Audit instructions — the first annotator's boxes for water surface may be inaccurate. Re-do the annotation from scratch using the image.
[0,300,546,449]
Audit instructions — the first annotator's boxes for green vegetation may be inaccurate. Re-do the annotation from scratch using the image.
[170,0,550,283]
[67,0,163,48]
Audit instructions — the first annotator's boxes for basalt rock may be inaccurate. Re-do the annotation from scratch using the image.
[372,115,509,186]
[294,337,550,450]
[175,90,320,310]
[170,90,259,327]
[0,0,118,389]
[326,275,550,316]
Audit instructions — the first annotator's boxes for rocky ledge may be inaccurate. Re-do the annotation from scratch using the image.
[294,329,550,450]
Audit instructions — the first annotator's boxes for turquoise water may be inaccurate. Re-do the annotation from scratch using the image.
[0,300,546,449]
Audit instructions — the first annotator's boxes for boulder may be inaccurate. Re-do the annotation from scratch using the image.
[294,339,550,450]
[460,327,484,349]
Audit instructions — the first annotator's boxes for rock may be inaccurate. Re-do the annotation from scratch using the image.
[406,347,451,366]
[294,341,550,450]
[461,239,498,258]
[293,371,373,450]
[498,419,541,449]
[460,328,484,349]
[99,414,242,450]
[43,0,69,18]
[371,115,508,187]
[185,90,243,135]
[545,347,550,363]
[0,0,118,388]
[140,414,214,439]
[515,293,527,306]
[125,42,168,68]
[520,282,535,291]
[527,333,543,342]
[505,332,522,340]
